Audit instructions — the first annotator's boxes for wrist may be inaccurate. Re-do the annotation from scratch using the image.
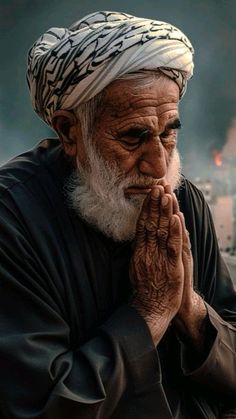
[145,315,172,345]
[130,300,173,345]
[173,292,208,350]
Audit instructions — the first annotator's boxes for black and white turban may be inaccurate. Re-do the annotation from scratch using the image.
[27,11,194,126]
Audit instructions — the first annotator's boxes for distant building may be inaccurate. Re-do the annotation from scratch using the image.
[194,179,212,203]
[210,195,234,252]
[193,179,234,251]
[186,117,236,284]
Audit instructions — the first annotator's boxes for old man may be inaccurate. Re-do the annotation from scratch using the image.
[0,11,235,419]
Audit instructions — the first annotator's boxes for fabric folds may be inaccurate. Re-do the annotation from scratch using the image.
[27,11,194,125]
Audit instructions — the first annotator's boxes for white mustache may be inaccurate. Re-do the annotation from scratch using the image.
[69,144,181,241]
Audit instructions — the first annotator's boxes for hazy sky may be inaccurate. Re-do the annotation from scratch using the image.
[1,0,236,176]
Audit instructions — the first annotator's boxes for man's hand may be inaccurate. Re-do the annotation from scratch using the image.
[173,211,208,352]
[130,185,185,345]
[130,184,208,349]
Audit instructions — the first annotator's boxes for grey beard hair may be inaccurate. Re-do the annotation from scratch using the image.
[66,142,182,242]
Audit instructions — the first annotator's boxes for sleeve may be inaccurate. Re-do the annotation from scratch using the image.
[0,196,161,419]
[179,183,236,404]
[181,304,236,400]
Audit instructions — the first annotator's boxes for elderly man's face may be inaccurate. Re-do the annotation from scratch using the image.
[89,77,180,193]
[58,76,181,241]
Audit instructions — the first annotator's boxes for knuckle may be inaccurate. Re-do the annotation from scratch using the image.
[145,220,157,232]
[157,228,168,240]
[157,229,168,248]
[167,243,181,259]
[137,219,146,230]
[159,216,170,228]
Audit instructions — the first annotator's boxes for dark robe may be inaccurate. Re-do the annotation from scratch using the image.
[0,139,235,419]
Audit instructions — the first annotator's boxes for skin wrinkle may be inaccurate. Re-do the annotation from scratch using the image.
[93,102,179,176]
[53,75,208,352]
[108,114,180,142]
[99,103,179,131]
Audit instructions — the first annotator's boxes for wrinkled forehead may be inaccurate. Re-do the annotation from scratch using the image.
[98,76,180,117]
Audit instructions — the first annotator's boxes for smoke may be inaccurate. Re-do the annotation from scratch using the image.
[1,0,236,172]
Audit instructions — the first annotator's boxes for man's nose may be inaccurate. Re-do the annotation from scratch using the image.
[138,140,167,179]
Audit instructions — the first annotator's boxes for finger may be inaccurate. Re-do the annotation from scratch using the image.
[178,211,191,252]
[144,187,161,246]
[144,186,165,249]
[172,193,180,214]
[177,212,193,286]
[156,179,168,188]
[164,184,172,194]
[148,185,164,222]
[135,193,150,245]
[167,214,182,260]
[164,184,179,214]
[159,193,173,230]
[156,193,173,249]
[182,246,193,287]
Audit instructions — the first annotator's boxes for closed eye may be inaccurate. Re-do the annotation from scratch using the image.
[117,119,181,149]
[161,130,177,140]
[118,128,150,148]
[161,119,181,142]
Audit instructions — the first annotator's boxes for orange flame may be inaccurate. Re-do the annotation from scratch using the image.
[212,149,223,167]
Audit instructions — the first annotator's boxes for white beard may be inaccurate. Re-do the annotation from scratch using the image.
[66,143,182,242]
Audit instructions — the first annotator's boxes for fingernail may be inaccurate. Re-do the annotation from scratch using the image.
[151,187,160,198]
[162,195,169,206]
[171,216,177,226]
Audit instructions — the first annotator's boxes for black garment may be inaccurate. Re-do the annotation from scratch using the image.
[0,139,235,419]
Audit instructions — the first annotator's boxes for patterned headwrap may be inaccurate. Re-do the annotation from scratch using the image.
[27,11,194,126]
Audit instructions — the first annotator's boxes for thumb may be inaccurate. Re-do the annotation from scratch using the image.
[167,215,182,261]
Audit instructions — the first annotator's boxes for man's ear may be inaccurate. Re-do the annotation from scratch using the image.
[51,110,81,157]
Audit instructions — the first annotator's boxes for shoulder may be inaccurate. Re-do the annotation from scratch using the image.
[175,175,214,241]
[176,176,206,209]
[0,139,72,236]
[0,139,64,199]
[176,176,211,222]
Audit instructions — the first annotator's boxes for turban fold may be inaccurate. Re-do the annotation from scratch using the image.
[27,11,194,126]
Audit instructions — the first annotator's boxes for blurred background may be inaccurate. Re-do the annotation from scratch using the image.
[1,0,236,280]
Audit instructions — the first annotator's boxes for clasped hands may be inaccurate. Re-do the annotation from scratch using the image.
[130,184,207,348]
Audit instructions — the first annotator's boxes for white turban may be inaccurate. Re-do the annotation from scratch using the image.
[27,11,194,126]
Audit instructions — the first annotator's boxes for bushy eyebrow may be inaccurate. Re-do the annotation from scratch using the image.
[165,118,181,130]
[118,127,149,138]
[118,118,181,139]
